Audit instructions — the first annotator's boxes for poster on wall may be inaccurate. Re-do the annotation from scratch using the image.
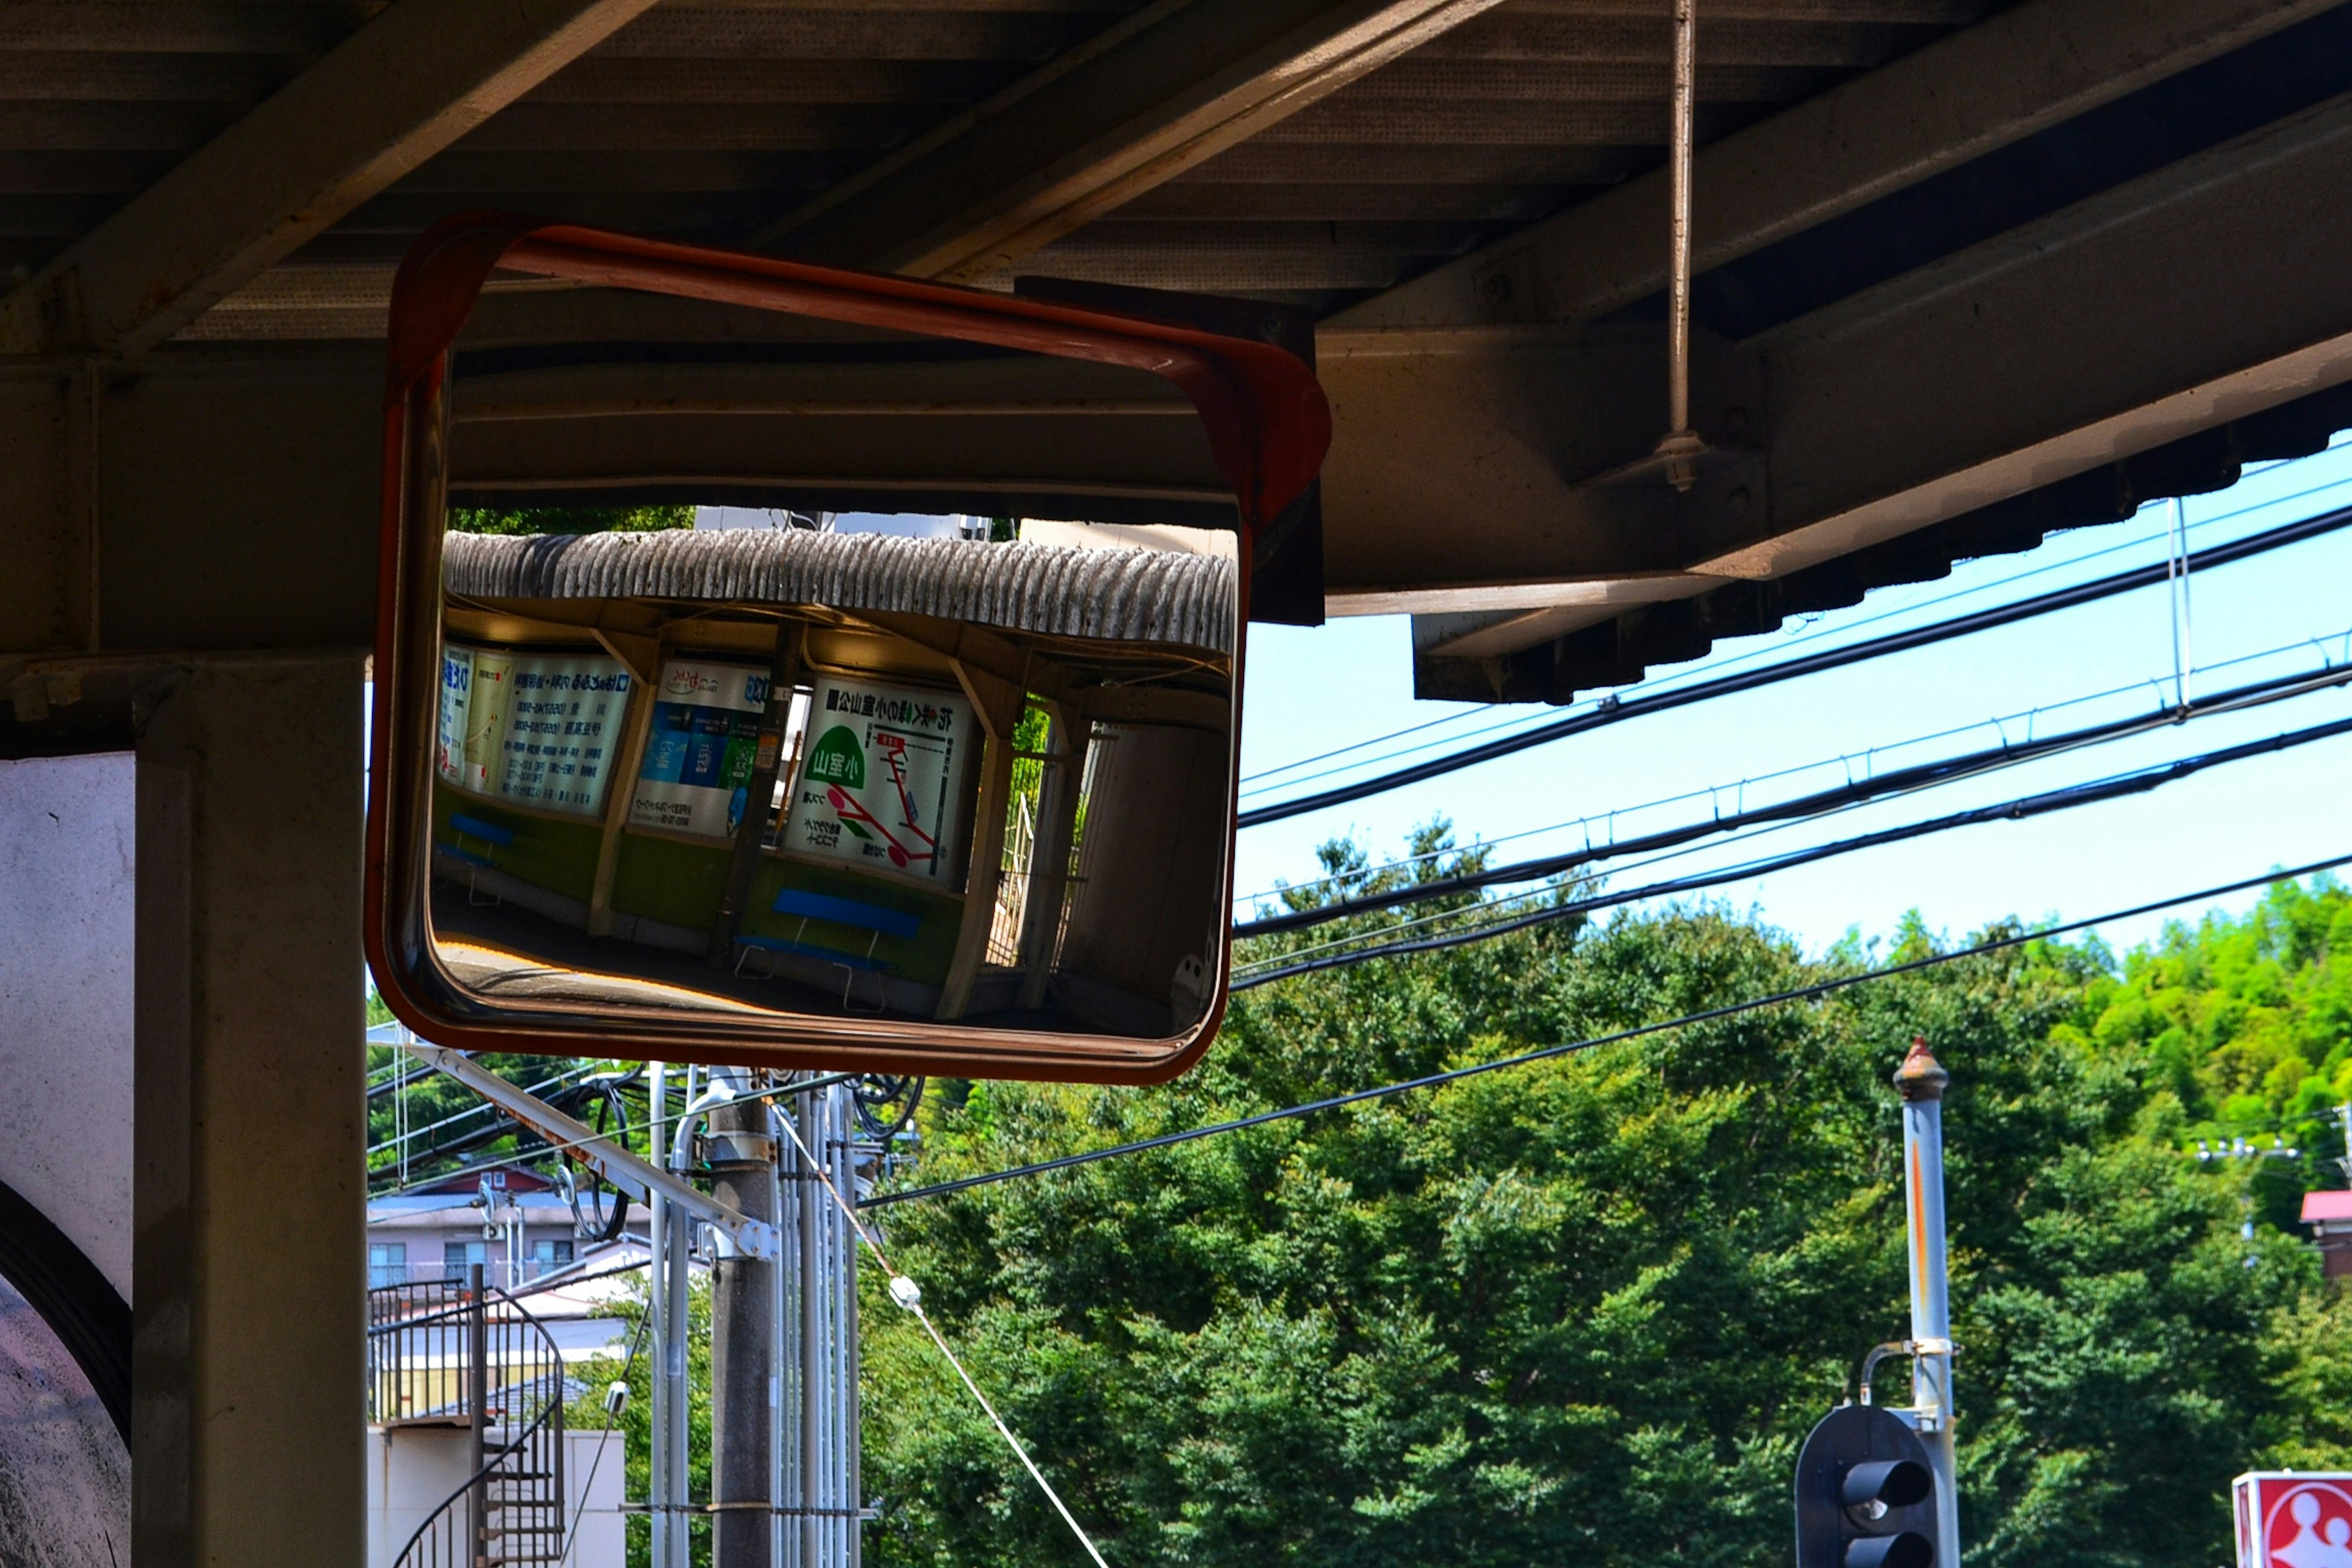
[437,644,630,816]
[782,676,973,887]
[629,659,771,839]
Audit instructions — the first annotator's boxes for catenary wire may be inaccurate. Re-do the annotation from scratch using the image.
[1232,625,2352,909]
[1235,685,2352,971]
[1237,502,2352,828]
[1232,710,2352,986]
[862,848,2352,1210]
[1238,458,2341,796]
[1235,656,2352,938]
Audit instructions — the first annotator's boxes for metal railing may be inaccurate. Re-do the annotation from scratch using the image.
[368,1269,569,1568]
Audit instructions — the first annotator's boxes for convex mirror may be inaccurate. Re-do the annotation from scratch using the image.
[366,214,1330,1081]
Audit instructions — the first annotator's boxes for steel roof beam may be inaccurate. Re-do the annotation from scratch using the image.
[1327,0,2342,334]
[752,0,1513,282]
[0,0,663,357]
[1365,86,2352,691]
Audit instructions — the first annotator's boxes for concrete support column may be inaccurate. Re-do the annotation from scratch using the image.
[134,654,365,1568]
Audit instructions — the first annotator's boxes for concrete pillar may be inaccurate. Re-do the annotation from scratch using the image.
[134,654,366,1568]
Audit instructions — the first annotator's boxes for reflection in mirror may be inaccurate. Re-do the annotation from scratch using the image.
[426,510,1237,1041]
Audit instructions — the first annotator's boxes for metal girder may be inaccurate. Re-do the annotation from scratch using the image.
[403,1041,781,1261]
[752,0,1512,281]
[1328,0,2342,334]
[1382,86,2352,695]
[0,0,662,357]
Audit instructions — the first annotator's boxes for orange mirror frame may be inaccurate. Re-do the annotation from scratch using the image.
[364,213,1330,1081]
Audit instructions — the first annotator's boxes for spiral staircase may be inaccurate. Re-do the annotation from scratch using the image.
[368,1271,570,1568]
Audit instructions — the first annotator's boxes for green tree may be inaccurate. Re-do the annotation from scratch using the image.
[855,840,2352,1568]
[448,504,695,535]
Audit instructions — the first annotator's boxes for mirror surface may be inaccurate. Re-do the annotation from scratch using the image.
[424,507,1237,1042]
[368,221,1328,1079]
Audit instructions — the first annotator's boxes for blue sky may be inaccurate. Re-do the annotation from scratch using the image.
[1234,436,2352,962]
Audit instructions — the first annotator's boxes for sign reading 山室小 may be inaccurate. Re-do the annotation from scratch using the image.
[2236,1473,2352,1568]
[782,675,972,887]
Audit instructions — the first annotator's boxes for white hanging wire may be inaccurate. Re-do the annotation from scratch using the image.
[770,1098,1112,1568]
[2170,494,2196,711]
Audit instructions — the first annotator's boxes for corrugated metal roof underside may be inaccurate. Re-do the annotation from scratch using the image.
[444,528,1238,654]
[0,0,1991,339]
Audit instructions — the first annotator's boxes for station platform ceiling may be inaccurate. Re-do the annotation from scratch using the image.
[4,0,2351,704]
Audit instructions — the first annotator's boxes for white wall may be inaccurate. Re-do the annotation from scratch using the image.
[365,1425,629,1568]
[0,752,135,1297]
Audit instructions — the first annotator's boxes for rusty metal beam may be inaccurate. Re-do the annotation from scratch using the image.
[1329,0,2342,333]
[0,0,662,356]
[751,0,1513,281]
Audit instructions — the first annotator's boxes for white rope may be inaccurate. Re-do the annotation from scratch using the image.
[771,1095,1112,1568]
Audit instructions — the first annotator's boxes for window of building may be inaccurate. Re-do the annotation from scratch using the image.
[367,1242,407,1289]
[527,1238,574,1278]
[443,1240,488,1282]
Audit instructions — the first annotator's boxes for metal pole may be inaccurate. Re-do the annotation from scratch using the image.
[1666,0,1695,443]
[1894,1038,1959,1564]
[710,1069,779,1568]
[797,1085,823,1568]
[470,1262,490,1568]
[780,1100,799,1568]
[668,1065,701,1568]
[649,1062,669,1568]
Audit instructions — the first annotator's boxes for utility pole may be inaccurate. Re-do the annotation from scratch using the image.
[649,1061,671,1568]
[776,1079,862,1568]
[709,1069,779,1568]
[1894,1038,1959,1566]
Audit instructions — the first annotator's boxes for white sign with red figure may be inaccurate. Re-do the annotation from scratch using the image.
[2236,1474,2352,1568]
[782,675,973,888]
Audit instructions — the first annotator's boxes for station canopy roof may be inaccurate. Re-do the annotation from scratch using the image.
[7,0,2352,702]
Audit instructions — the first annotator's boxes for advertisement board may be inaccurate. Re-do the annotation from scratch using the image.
[782,675,973,887]
[630,658,771,840]
[437,644,631,816]
[2234,1472,2352,1568]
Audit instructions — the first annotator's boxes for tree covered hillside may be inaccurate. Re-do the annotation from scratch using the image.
[857,843,2352,1568]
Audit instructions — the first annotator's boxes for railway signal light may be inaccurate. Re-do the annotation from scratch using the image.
[1795,1404,1944,1568]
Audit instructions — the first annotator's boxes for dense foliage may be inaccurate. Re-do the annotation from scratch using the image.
[446,503,695,535]
[846,842,2352,1568]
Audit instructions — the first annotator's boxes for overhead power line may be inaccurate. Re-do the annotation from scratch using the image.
[1232,709,2352,989]
[1235,657,2352,938]
[862,849,2352,1211]
[1238,467,2335,795]
[1237,503,2352,828]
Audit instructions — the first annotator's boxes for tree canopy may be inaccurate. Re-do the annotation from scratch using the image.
[851,841,2352,1568]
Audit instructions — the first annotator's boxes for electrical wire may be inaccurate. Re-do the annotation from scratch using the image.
[862,848,2352,1210]
[1236,502,2352,827]
[1232,625,2352,910]
[1237,458,2342,796]
[1235,655,2352,938]
[1232,710,2352,987]
[769,1102,1111,1568]
[365,1069,868,1196]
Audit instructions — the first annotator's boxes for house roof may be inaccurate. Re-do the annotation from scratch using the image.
[2299,1190,2352,1224]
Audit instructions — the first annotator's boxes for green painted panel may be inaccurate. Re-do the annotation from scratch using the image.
[431,785,601,904]
[609,832,734,930]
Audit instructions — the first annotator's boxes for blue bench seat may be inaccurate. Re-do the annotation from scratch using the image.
[441,813,517,904]
[733,888,921,1012]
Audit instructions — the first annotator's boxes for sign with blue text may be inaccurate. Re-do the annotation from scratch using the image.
[437,643,631,816]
